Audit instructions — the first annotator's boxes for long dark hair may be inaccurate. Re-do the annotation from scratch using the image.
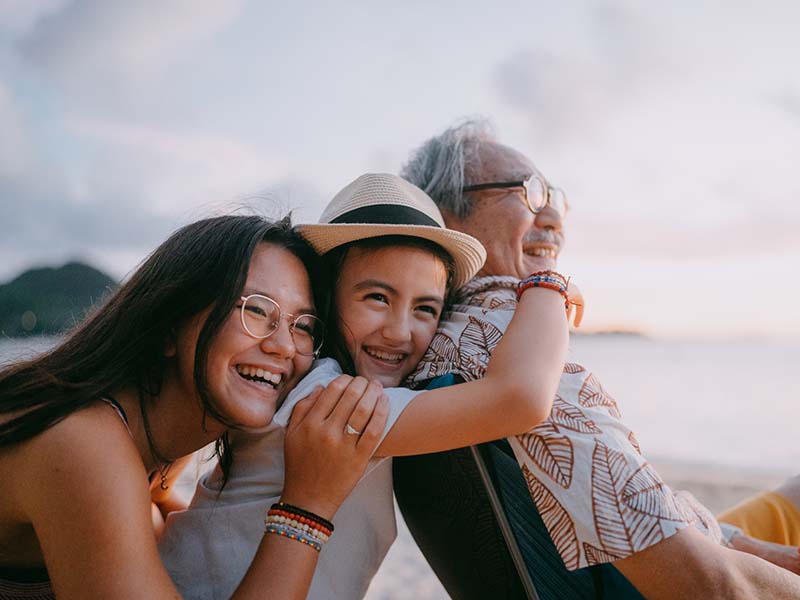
[321,235,455,377]
[0,214,326,478]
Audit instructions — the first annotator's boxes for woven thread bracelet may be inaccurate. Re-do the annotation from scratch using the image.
[517,271,570,310]
[272,501,334,532]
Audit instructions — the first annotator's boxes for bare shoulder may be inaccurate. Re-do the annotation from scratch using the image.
[1,403,179,597]
[2,401,146,520]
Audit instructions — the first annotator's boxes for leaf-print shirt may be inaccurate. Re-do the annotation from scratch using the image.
[408,276,723,570]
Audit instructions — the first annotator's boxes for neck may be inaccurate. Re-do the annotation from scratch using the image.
[114,371,225,474]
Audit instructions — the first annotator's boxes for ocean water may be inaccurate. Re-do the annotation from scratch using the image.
[3,334,796,472]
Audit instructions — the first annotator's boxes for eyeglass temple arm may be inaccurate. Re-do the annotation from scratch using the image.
[462,181,523,192]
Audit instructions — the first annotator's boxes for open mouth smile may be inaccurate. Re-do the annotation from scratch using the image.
[236,364,283,389]
[363,346,407,366]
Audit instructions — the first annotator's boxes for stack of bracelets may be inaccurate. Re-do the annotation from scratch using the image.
[264,501,334,552]
[516,270,570,310]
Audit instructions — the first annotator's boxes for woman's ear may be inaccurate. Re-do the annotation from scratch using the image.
[164,331,177,357]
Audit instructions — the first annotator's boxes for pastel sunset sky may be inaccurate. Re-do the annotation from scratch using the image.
[1,0,798,337]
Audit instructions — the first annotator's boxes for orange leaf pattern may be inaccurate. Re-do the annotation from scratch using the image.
[579,373,621,418]
[517,429,574,488]
[628,431,642,455]
[550,396,602,434]
[523,465,581,570]
[410,276,723,570]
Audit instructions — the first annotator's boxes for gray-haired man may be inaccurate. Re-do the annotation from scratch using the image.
[394,120,800,599]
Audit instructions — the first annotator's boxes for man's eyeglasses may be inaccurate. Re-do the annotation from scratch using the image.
[239,294,325,357]
[463,174,568,218]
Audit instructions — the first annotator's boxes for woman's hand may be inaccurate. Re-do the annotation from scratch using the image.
[567,280,585,328]
[281,375,389,520]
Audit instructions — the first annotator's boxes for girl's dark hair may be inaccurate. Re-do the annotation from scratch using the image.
[321,235,455,377]
[0,214,326,481]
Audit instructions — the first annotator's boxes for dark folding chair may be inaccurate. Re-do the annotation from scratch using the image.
[393,375,644,600]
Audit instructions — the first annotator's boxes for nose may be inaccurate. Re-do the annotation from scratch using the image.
[260,318,296,358]
[534,203,563,232]
[381,309,412,345]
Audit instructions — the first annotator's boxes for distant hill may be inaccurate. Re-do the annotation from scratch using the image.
[0,262,117,337]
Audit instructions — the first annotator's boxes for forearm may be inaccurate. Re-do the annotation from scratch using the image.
[232,534,318,600]
[722,545,800,599]
[616,527,800,600]
[483,286,568,418]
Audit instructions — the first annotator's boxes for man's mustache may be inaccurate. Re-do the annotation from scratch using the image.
[523,231,563,251]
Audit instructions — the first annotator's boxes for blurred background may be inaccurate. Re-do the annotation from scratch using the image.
[1,2,798,598]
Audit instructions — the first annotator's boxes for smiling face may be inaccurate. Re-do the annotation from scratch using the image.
[334,244,448,387]
[446,142,565,278]
[174,242,317,430]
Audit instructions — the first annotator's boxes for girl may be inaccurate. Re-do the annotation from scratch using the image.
[0,215,387,599]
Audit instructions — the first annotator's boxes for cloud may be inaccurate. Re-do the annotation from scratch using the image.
[65,117,291,215]
[490,1,672,143]
[16,0,245,94]
[0,0,70,36]
[769,87,800,123]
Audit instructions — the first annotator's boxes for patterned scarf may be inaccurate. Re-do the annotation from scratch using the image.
[408,276,722,570]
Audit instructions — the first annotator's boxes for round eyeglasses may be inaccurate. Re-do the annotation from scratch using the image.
[463,174,568,218]
[239,294,325,357]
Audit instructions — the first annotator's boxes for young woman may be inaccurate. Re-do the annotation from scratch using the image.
[159,174,572,599]
[0,215,389,599]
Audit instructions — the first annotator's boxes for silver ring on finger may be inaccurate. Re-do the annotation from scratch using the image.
[344,423,361,436]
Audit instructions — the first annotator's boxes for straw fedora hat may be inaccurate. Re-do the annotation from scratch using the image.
[297,173,486,289]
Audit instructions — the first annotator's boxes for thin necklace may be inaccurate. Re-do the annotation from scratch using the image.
[158,460,173,490]
[140,396,173,490]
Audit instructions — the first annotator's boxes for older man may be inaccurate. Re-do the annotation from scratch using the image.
[394,120,800,599]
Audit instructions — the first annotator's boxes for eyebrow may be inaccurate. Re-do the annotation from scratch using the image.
[353,279,445,306]
[242,289,317,315]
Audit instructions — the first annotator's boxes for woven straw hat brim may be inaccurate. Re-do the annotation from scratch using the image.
[297,222,486,289]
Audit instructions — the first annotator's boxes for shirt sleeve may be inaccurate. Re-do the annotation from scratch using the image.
[272,358,422,445]
[271,358,343,427]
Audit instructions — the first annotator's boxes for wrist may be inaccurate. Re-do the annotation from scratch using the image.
[517,271,570,309]
[279,491,338,522]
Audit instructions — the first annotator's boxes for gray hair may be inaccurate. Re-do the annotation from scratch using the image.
[400,119,495,219]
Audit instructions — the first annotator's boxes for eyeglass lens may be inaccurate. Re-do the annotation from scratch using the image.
[241,295,324,356]
[524,176,567,216]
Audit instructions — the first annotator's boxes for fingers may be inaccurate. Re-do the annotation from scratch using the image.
[327,376,377,429]
[339,379,383,435]
[356,393,389,453]
[286,386,322,430]
[573,301,584,328]
[303,374,354,421]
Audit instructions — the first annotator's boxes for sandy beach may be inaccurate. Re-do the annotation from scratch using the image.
[363,460,792,599]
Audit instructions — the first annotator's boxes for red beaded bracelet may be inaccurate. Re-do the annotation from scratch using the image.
[517,273,570,310]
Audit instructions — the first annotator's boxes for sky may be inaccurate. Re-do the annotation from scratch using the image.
[1,0,799,337]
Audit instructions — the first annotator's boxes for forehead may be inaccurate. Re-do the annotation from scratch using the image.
[470,142,538,183]
[246,242,315,308]
[339,244,448,294]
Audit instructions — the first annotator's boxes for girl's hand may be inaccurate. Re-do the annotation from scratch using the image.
[567,280,585,328]
[282,375,389,520]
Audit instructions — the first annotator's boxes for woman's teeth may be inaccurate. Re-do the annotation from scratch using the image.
[364,348,404,363]
[236,365,281,387]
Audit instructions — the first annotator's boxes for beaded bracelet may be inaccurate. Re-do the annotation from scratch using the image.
[265,519,330,544]
[265,514,331,542]
[268,506,333,536]
[271,501,334,532]
[265,524,322,552]
[516,271,570,310]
